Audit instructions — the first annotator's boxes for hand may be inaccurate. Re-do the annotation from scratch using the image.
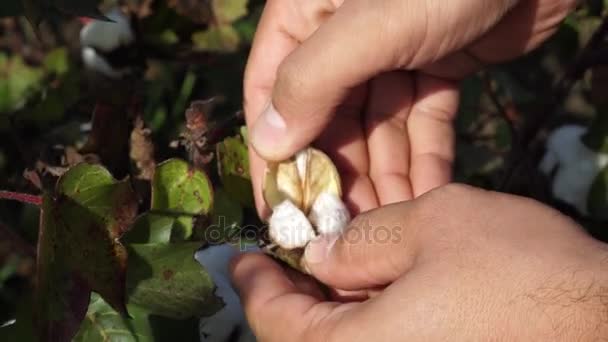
[231,184,608,341]
[244,0,577,216]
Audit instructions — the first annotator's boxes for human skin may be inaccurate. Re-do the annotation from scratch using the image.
[231,184,608,341]
[235,0,607,340]
[243,0,578,217]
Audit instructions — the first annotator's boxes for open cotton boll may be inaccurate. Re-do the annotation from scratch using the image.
[195,244,256,342]
[269,200,316,249]
[81,47,125,79]
[308,192,350,235]
[540,125,608,214]
[80,8,134,52]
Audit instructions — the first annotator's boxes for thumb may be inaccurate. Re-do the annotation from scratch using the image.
[249,1,397,160]
[302,200,429,290]
[250,0,520,161]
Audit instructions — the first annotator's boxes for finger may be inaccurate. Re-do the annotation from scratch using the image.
[407,74,459,197]
[303,200,427,290]
[283,266,327,300]
[365,71,416,205]
[315,85,379,215]
[249,0,519,161]
[244,1,299,120]
[468,0,576,64]
[231,253,355,341]
[249,0,403,161]
[243,1,300,217]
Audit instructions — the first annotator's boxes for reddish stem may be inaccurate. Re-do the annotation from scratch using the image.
[0,191,42,206]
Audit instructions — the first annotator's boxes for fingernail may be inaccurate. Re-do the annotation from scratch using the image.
[251,102,287,157]
[303,234,339,270]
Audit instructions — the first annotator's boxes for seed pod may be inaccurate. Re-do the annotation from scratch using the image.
[262,147,348,272]
[263,148,342,214]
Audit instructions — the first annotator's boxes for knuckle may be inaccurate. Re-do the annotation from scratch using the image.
[414,183,481,230]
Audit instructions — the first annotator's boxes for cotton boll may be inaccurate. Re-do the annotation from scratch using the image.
[308,192,350,235]
[80,8,134,52]
[81,47,125,79]
[195,244,256,342]
[540,125,608,214]
[269,200,316,249]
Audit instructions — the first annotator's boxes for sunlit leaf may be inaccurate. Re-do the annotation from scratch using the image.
[126,243,223,319]
[0,54,43,113]
[217,133,254,208]
[43,48,69,75]
[213,0,248,24]
[151,159,214,240]
[192,25,240,52]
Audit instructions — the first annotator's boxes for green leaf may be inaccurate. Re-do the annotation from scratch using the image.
[151,159,214,240]
[233,4,262,43]
[43,48,69,75]
[495,120,512,149]
[18,69,80,127]
[582,112,608,153]
[209,189,243,244]
[213,0,248,24]
[0,54,43,113]
[456,75,483,131]
[74,294,201,342]
[122,213,175,244]
[74,294,149,342]
[126,243,223,319]
[35,163,138,341]
[192,25,241,53]
[588,164,608,220]
[217,134,254,208]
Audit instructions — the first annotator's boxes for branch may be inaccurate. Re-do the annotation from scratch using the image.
[480,71,517,139]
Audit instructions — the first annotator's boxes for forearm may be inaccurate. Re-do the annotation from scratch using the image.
[533,243,608,340]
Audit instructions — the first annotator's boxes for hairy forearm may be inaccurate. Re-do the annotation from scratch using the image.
[530,244,608,340]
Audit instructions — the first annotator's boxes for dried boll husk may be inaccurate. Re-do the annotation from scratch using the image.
[262,148,348,272]
[263,148,342,213]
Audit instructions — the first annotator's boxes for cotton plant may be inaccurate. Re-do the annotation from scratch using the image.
[539,124,608,215]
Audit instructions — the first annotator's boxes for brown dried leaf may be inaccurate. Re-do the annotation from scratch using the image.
[130,116,156,180]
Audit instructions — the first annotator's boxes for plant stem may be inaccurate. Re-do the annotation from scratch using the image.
[0,191,42,206]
